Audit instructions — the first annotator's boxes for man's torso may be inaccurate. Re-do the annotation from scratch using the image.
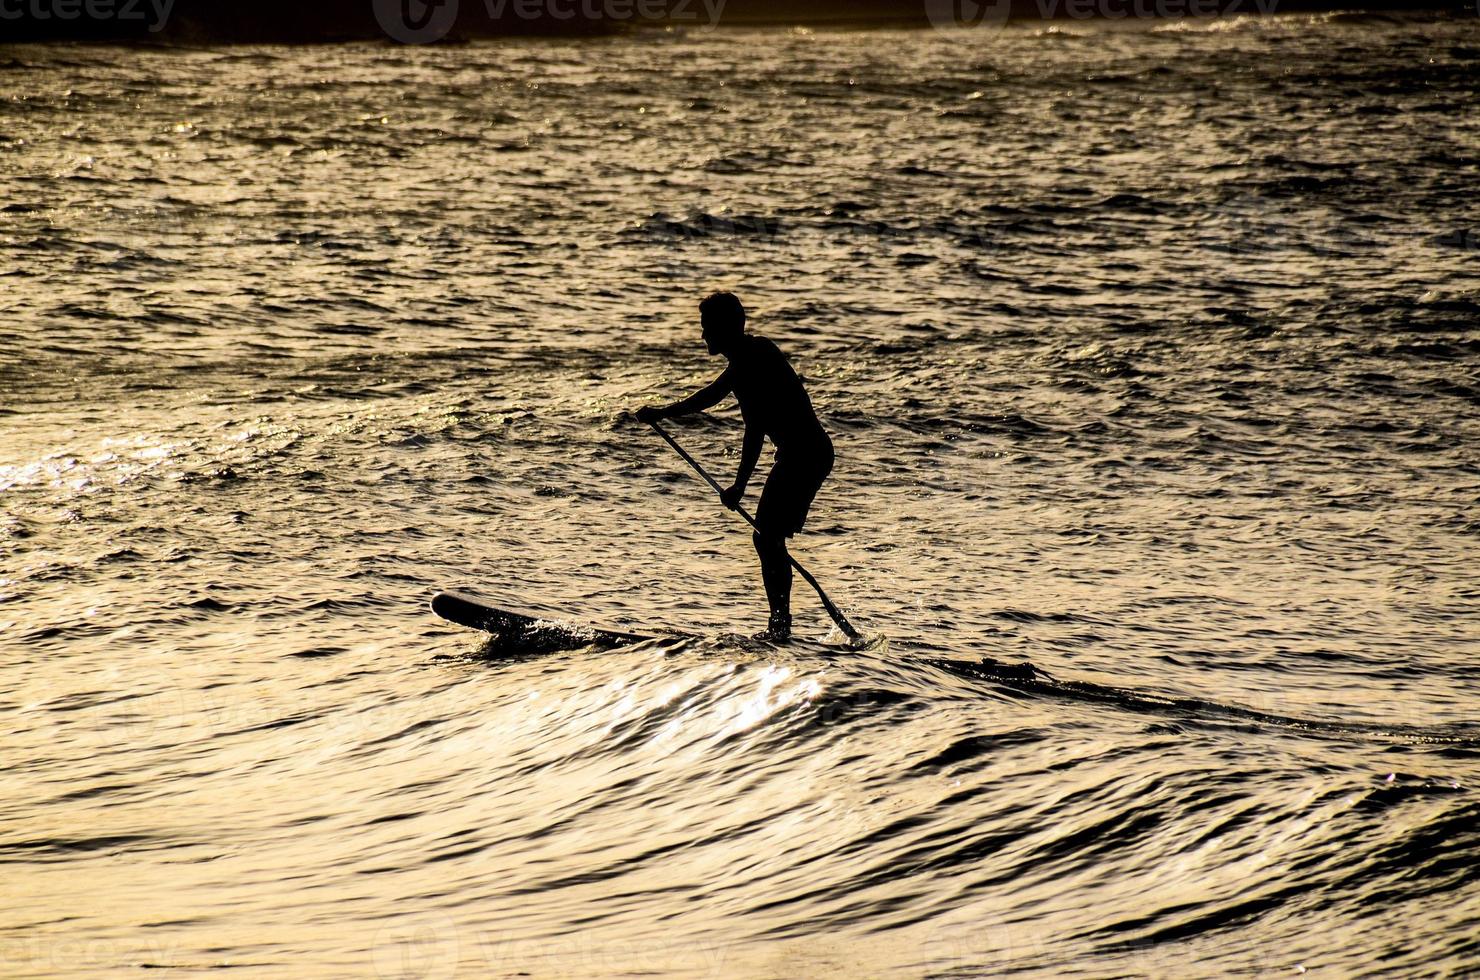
[725,335,830,455]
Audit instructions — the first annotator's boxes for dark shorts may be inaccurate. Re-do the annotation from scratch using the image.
[755,444,833,538]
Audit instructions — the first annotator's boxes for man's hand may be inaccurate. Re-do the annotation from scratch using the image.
[720,483,743,511]
[635,405,664,424]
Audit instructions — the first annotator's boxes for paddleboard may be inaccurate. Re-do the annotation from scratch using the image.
[431,591,654,652]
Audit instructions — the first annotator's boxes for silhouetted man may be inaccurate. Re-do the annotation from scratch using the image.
[637,292,833,641]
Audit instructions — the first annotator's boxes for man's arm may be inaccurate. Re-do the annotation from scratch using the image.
[637,369,732,422]
[721,423,763,511]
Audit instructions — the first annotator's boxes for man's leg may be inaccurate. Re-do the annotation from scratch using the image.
[752,530,792,638]
[752,449,829,640]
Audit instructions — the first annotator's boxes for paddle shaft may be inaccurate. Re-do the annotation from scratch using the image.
[647,419,860,641]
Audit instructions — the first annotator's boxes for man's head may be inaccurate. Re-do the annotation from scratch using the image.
[700,291,746,356]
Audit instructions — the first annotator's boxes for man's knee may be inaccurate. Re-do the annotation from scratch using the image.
[752,529,785,557]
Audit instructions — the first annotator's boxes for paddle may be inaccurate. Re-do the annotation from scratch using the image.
[645,418,862,642]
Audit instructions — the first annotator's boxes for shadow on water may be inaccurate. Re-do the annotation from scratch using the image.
[431,587,1474,753]
[452,624,887,664]
[926,657,1480,751]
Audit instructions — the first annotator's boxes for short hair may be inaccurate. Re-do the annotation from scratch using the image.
[699,291,746,333]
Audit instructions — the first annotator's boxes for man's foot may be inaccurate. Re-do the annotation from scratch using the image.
[752,614,792,643]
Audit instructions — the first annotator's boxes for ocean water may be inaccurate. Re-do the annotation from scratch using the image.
[3,11,1479,977]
